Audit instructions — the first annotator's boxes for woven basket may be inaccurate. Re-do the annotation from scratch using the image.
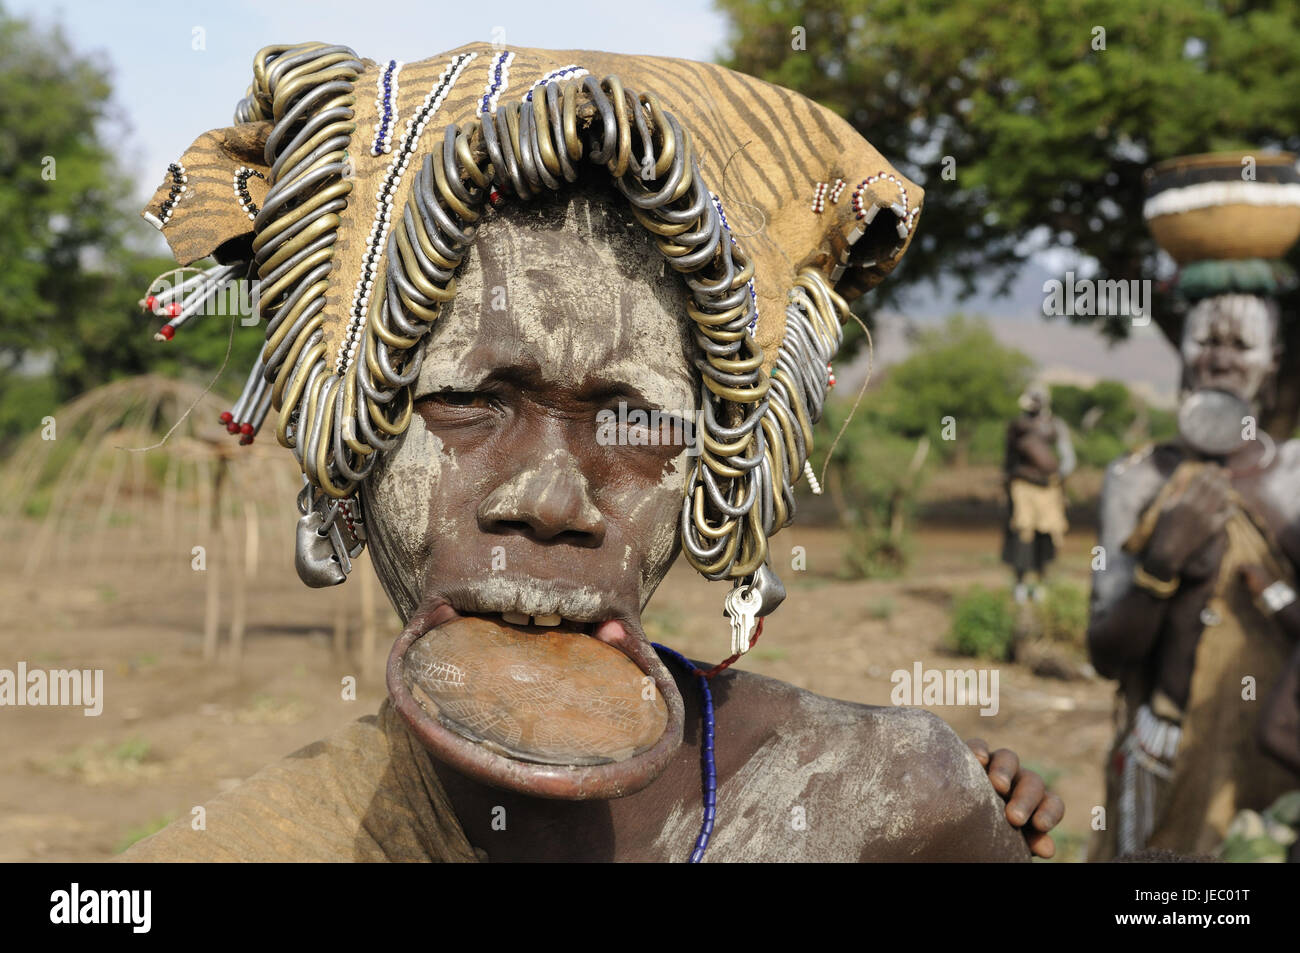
[1144,151,1300,263]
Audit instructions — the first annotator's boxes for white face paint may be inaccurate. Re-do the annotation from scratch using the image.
[1180,293,1278,403]
[363,188,697,623]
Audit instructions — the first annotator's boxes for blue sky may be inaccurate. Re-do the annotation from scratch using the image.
[10,0,729,202]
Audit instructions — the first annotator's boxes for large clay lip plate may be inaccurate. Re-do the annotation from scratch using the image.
[387,600,685,800]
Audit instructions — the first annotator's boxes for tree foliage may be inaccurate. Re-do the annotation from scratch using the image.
[718,0,1300,432]
[0,8,259,450]
[865,314,1034,457]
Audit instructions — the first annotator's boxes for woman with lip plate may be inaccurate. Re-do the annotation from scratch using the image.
[1090,153,1300,859]
[121,42,1062,863]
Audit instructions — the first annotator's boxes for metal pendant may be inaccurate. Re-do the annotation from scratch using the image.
[749,562,786,616]
[295,509,347,588]
[294,480,366,588]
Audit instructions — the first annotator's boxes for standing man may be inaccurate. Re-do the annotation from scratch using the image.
[1003,385,1075,603]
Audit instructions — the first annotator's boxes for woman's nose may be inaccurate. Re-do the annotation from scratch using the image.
[476,448,606,546]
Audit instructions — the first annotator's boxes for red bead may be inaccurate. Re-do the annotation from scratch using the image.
[489,188,502,205]
[226,421,240,433]
[218,411,233,424]
[157,324,175,340]
[240,422,254,435]
[144,295,157,311]
[239,434,254,446]
[166,302,181,317]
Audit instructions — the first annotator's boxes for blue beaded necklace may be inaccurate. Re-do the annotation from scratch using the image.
[653,620,762,863]
[652,643,718,864]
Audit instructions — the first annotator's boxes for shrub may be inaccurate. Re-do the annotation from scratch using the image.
[1037,580,1089,650]
[865,597,896,620]
[947,586,1016,661]
[844,526,910,579]
[1074,428,1127,469]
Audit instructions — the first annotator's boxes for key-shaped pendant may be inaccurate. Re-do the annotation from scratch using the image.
[724,586,762,656]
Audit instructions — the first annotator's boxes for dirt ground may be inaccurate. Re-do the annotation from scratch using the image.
[0,499,1114,862]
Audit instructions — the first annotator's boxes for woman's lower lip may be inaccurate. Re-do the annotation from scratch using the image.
[422,599,458,629]
[386,597,685,800]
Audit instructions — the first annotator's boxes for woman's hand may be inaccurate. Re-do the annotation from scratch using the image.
[967,738,1065,859]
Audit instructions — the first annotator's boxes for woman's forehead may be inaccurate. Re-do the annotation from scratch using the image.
[414,194,697,406]
[1183,295,1276,348]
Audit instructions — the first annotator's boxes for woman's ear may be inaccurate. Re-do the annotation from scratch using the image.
[139,120,272,265]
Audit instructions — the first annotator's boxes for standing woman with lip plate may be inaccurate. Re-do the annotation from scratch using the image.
[1089,157,1300,858]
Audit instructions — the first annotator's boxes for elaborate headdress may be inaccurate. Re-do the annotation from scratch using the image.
[141,41,921,637]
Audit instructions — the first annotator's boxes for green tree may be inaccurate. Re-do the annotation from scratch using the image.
[0,9,121,374]
[718,0,1300,435]
[866,314,1034,463]
[0,8,259,450]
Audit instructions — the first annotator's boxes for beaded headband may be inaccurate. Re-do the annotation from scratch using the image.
[140,41,922,632]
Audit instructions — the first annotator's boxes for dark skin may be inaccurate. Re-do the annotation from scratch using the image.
[1088,312,1298,709]
[429,671,1064,861]
[1242,566,1300,773]
[369,191,1063,861]
[1017,432,1058,475]
[1012,400,1060,477]
[967,738,1064,858]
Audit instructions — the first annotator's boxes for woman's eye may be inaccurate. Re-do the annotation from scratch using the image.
[441,393,481,406]
[421,391,496,410]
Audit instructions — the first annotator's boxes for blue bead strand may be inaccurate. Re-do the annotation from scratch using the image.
[652,643,717,864]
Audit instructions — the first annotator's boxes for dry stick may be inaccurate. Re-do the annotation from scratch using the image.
[890,435,931,543]
[228,539,246,668]
[204,542,222,663]
[228,481,260,669]
[268,447,297,559]
[197,455,219,662]
[95,430,129,527]
[128,436,147,551]
[243,495,260,579]
[332,584,349,663]
[90,433,128,573]
[130,384,167,551]
[160,453,180,567]
[67,389,140,551]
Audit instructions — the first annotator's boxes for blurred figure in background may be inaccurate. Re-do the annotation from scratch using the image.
[1087,292,1300,860]
[1002,385,1075,604]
